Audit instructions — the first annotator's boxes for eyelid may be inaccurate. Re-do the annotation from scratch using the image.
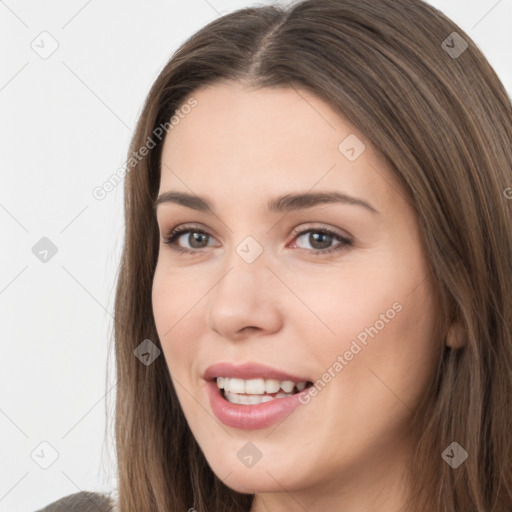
[161,222,353,255]
[289,222,352,242]
[161,222,351,241]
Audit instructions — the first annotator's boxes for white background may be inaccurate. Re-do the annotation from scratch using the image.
[1,1,511,510]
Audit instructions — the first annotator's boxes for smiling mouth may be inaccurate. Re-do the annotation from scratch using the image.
[216,376,314,405]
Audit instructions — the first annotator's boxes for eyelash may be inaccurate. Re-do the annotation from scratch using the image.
[161,224,353,257]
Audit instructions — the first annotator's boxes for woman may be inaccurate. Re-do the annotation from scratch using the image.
[39,0,512,510]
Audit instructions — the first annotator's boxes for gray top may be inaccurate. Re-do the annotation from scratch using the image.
[35,491,114,512]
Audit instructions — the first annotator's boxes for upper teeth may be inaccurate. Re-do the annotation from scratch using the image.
[216,377,307,394]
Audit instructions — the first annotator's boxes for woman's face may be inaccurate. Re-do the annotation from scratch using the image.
[152,82,441,508]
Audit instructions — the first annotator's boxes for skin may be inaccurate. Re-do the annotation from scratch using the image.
[152,82,442,512]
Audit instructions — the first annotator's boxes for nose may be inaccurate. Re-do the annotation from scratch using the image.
[206,246,283,341]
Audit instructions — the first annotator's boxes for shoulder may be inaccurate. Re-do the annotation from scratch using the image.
[35,491,115,512]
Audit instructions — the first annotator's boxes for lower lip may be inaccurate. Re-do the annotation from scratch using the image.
[205,380,309,430]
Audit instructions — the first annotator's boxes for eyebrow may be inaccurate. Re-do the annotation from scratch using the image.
[154,190,379,215]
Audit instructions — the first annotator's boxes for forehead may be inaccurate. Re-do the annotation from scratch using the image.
[158,82,397,215]
[163,82,355,161]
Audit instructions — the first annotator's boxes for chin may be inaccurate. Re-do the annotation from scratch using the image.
[215,468,300,494]
[200,446,311,494]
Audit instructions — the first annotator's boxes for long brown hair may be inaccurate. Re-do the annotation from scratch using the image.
[107,0,512,510]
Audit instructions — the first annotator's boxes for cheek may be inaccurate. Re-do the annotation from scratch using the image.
[151,266,199,378]
[151,262,203,330]
[304,248,439,406]
[152,273,211,445]
[322,276,439,423]
[283,259,403,360]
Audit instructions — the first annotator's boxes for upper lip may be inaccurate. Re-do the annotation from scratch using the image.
[203,362,312,383]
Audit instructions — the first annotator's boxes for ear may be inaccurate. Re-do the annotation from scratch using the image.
[445,321,465,349]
